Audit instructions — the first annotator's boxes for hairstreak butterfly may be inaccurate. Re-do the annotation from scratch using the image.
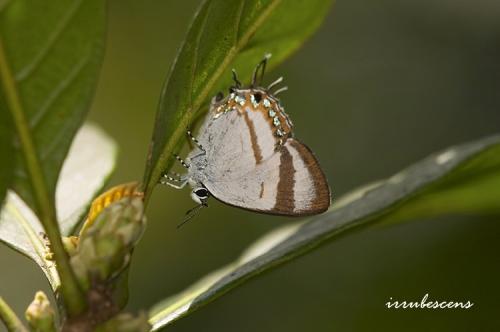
[161,55,331,225]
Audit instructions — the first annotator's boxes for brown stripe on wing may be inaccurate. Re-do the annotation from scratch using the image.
[289,139,330,213]
[241,110,263,163]
[273,146,296,213]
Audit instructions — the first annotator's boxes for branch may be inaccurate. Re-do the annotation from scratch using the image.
[0,297,28,332]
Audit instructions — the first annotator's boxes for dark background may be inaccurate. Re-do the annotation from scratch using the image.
[1,0,500,331]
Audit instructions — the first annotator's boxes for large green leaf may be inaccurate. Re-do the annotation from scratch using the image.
[0,190,59,288]
[149,134,500,330]
[0,98,13,207]
[0,0,106,211]
[143,0,334,199]
[0,123,117,290]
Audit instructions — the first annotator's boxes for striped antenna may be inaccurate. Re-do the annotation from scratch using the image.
[252,53,272,87]
[232,69,242,88]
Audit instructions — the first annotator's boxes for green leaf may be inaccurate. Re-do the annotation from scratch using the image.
[0,0,106,211]
[142,0,334,200]
[0,98,13,207]
[149,134,500,330]
[0,190,60,289]
[0,124,117,290]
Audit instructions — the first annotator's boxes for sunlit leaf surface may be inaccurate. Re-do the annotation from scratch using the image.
[0,124,117,288]
[56,124,117,235]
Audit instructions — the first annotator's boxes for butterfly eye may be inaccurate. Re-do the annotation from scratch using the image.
[194,188,209,199]
[191,187,209,205]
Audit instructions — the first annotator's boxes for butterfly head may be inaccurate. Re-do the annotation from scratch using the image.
[190,186,210,205]
[210,56,294,147]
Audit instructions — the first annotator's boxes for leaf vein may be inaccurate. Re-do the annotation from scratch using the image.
[189,1,212,108]
[234,0,246,43]
[30,51,91,129]
[14,0,84,82]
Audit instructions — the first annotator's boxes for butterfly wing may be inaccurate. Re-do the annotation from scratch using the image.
[203,136,331,216]
[192,104,281,179]
[191,95,330,216]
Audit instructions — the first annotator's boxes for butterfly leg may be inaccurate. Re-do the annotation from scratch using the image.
[187,130,205,153]
[174,154,190,169]
[165,150,197,186]
[160,172,188,189]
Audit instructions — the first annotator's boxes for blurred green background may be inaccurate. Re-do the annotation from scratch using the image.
[2,0,500,331]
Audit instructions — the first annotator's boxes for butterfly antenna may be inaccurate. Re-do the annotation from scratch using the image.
[177,203,208,229]
[232,69,242,88]
[252,53,272,87]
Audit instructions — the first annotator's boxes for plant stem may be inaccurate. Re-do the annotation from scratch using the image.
[0,297,29,332]
[0,38,87,316]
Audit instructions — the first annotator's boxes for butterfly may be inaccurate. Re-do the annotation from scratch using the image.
[161,55,331,225]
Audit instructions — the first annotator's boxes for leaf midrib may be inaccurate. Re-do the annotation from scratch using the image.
[5,200,60,289]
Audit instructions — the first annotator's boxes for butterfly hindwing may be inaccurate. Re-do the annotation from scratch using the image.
[203,137,330,216]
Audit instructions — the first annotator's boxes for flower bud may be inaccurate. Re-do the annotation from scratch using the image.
[25,291,56,332]
[70,197,145,289]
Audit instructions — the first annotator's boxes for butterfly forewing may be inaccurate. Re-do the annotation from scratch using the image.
[195,108,261,179]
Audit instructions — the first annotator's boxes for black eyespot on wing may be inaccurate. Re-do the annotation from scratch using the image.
[253,92,262,103]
